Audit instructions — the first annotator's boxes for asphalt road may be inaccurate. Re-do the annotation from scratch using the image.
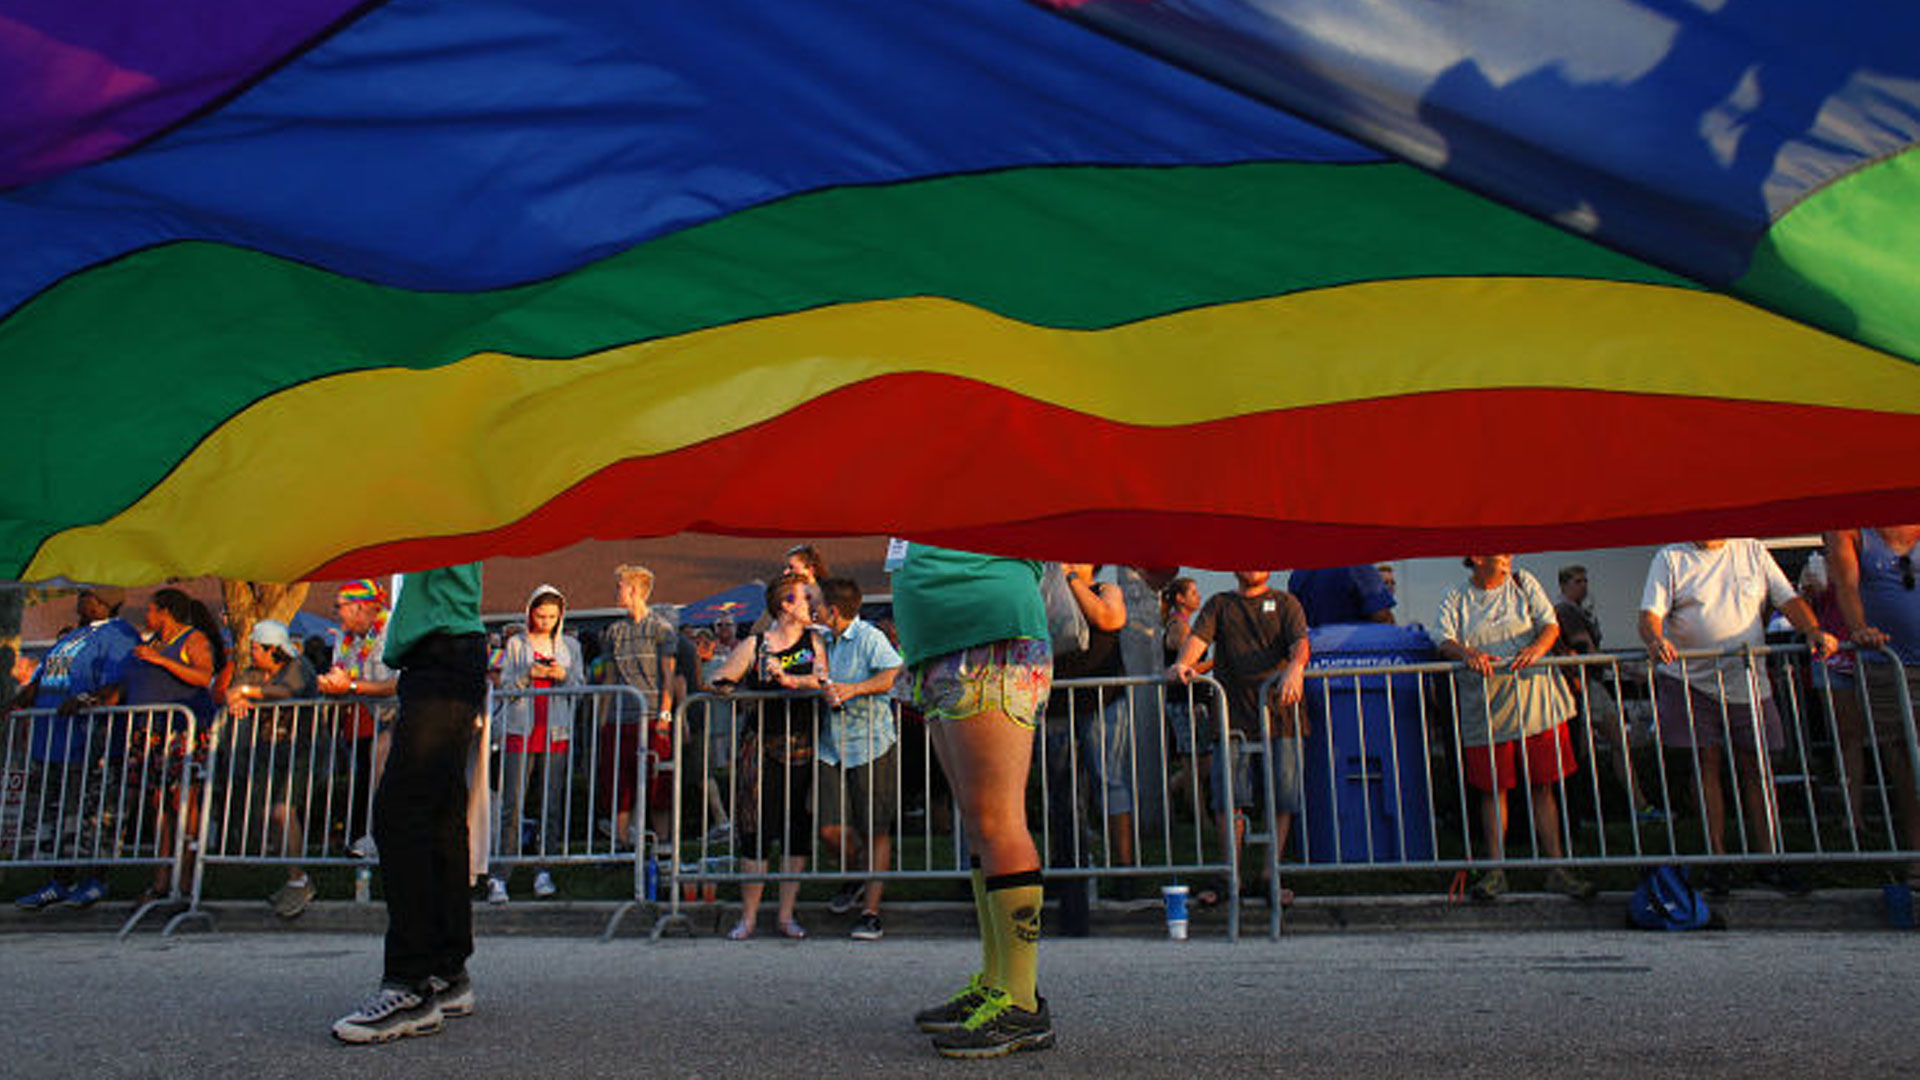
[2,929,1915,1078]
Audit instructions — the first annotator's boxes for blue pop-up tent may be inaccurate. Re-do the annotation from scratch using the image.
[675,583,763,629]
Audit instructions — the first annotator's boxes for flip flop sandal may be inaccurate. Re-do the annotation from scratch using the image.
[778,918,808,940]
[725,921,754,941]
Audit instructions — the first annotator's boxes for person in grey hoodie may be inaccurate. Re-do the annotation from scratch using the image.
[489,585,583,902]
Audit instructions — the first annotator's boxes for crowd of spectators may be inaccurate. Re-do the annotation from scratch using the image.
[8,527,1920,926]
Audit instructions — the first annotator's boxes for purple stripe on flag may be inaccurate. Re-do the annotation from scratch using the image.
[0,0,375,190]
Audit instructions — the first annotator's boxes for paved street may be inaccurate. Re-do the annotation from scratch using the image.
[2,929,1914,1078]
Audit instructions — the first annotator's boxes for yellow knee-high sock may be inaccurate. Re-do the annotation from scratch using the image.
[984,869,1044,1011]
[970,857,1001,989]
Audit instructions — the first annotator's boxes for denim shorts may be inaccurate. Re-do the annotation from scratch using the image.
[1042,693,1135,816]
[1211,735,1303,814]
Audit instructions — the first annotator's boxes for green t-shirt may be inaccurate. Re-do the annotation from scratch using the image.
[891,544,1047,666]
[383,564,486,668]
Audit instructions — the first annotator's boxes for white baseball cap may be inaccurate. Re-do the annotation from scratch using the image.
[250,619,295,654]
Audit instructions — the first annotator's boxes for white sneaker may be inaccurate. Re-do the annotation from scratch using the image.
[349,835,378,860]
[332,984,442,1044]
[533,870,557,898]
[486,877,508,905]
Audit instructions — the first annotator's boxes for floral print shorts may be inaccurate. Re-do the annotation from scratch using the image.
[906,638,1053,730]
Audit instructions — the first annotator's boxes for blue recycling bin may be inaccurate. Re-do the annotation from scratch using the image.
[1296,623,1436,864]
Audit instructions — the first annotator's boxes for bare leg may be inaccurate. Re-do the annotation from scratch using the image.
[820,824,862,875]
[1833,691,1869,828]
[1480,790,1506,861]
[1733,747,1778,855]
[270,803,308,883]
[775,853,806,924]
[1530,784,1565,860]
[938,711,1038,877]
[1108,812,1135,868]
[863,833,892,914]
[1696,745,1728,854]
[737,857,766,932]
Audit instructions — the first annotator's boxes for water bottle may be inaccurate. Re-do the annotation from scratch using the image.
[643,854,659,902]
[354,865,372,904]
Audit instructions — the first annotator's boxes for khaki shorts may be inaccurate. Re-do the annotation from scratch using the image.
[816,747,899,836]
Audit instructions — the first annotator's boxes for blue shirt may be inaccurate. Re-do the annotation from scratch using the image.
[1858,529,1920,666]
[821,618,904,768]
[30,617,139,763]
[1288,566,1396,628]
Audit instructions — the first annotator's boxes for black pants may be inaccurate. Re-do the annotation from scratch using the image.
[373,633,486,987]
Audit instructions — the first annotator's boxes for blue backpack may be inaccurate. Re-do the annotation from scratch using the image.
[1628,866,1718,931]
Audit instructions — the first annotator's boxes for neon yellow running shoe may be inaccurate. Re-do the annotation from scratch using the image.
[913,972,987,1034]
[930,988,1054,1059]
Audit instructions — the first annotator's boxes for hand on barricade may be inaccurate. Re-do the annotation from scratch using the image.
[316,666,351,694]
[1276,667,1305,708]
[1849,624,1889,650]
[1644,635,1678,666]
[1509,641,1549,672]
[1166,662,1196,685]
[1460,648,1497,678]
[1805,627,1840,661]
[226,685,256,719]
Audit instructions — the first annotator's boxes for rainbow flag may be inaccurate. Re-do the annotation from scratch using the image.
[1,0,1916,584]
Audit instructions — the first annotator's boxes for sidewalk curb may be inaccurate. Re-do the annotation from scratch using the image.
[2,888,1901,937]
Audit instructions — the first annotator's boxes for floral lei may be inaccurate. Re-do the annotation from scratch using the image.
[338,607,389,678]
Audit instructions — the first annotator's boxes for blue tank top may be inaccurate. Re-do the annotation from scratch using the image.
[122,627,216,724]
[1857,529,1920,665]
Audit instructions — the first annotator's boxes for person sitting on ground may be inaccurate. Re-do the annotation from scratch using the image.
[1288,564,1397,627]
[10,586,139,911]
[709,571,829,940]
[1169,571,1309,909]
[1435,556,1596,902]
[227,619,321,918]
[816,577,905,941]
[1552,564,1661,824]
[1639,539,1836,896]
[316,580,398,859]
[1825,525,1920,888]
[489,585,582,904]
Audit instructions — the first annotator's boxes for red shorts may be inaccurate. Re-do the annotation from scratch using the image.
[1462,725,1576,793]
[597,722,674,814]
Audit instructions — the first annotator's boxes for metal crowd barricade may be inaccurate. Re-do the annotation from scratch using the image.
[1253,643,1920,937]
[0,703,201,938]
[178,695,392,935]
[654,675,1245,940]
[178,686,655,940]
[487,684,652,940]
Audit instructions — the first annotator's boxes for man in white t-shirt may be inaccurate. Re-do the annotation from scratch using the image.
[1638,539,1835,894]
